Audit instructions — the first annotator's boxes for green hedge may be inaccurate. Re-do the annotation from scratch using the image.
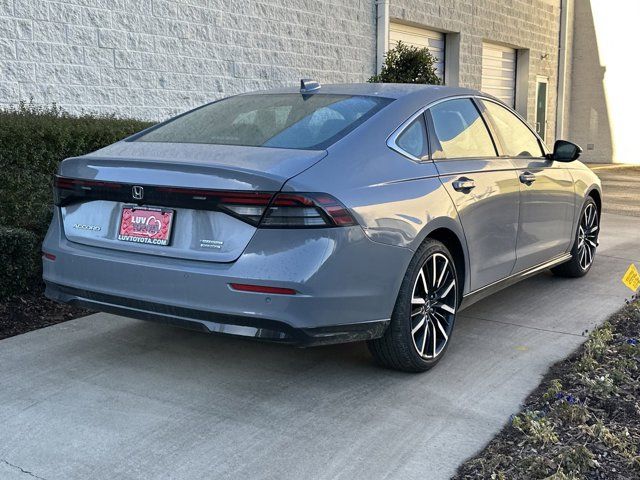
[0,101,153,297]
[0,226,40,299]
[0,101,153,235]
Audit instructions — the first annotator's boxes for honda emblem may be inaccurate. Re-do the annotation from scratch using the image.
[132,185,144,200]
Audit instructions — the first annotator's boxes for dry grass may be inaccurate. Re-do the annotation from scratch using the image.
[455,297,640,480]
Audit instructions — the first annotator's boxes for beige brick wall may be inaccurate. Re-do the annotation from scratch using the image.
[0,0,565,134]
[567,0,640,164]
[567,0,613,163]
[389,0,562,144]
[0,0,376,120]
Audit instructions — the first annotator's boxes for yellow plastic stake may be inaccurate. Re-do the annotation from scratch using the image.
[622,264,640,293]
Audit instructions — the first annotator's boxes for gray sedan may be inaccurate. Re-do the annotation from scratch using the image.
[43,82,601,372]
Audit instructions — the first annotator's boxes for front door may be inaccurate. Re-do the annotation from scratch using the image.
[428,98,520,291]
[480,99,574,272]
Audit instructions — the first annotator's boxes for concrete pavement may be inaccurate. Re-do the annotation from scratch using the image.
[0,213,638,480]
[590,165,640,217]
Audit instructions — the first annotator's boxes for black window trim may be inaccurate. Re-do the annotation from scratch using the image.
[477,97,548,158]
[426,97,499,161]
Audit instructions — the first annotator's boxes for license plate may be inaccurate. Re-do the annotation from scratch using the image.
[117,206,174,246]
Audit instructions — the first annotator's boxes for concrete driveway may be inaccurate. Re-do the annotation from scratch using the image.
[1,213,638,480]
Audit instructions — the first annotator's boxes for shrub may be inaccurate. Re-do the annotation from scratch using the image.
[0,100,153,235]
[0,101,153,297]
[0,226,40,299]
[369,41,441,84]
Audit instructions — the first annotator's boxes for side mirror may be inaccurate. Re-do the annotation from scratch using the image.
[549,140,582,162]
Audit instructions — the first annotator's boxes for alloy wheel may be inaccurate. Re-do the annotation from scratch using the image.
[410,253,457,359]
[577,203,599,270]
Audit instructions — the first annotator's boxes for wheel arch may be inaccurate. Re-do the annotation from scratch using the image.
[587,187,602,216]
[417,219,469,296]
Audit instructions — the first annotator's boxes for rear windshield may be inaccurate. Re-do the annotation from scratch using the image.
[134,94,393,150]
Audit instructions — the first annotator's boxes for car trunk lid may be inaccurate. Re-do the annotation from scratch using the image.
[57,142,326,262]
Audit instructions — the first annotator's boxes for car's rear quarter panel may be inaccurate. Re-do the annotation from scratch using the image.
[285,95,469,294]
[43,208,412,329]
[564,161,603,241]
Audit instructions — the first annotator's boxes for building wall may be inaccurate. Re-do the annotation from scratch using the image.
[0,0,568,140]
[388,0,562,144]
[568,0,639,164]
[558,0,574,141]
[0,0,376,120]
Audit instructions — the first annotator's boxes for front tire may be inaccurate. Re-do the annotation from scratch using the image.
[552,197,599,278]
[368,239,459,372]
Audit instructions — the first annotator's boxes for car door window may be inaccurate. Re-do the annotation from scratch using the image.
[482,100,544,157]
[429,99,496,159]
[395,114,429,160]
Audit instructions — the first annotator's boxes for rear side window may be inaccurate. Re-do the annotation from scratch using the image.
[429,99,496,159]
[482,100,544,157]
[395,115,429,160]
[134,94,393,150]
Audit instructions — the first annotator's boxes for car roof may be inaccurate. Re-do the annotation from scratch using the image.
[248,83,482,101]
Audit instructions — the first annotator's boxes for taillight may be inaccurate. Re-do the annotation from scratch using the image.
[259,193,357,228]
[156,187,274,225]
[53,175,357,228]
[53,176,124,206]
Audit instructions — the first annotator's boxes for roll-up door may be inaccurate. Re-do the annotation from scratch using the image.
[389,22,445,81]
[481,43,517,106]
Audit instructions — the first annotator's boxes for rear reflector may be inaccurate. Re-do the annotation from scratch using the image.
[42,252,56,261]
[229,283,297,295]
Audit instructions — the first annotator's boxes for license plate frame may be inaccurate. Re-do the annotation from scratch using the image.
[117,205,175,246]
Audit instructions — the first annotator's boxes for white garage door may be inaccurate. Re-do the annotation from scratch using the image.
[389,22,445,81]
[482,43,517,106]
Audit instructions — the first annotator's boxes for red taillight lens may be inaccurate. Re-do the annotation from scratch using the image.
[53,176,356,228]
[54,176,124,206]
[217,193,273,224]
[156,187,274,225]
[259,193,357,228]
[229,283,297,295]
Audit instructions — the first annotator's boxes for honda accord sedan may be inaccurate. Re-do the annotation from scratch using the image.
[43,81,601,372]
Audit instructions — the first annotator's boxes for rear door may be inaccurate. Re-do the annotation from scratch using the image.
[480,99,575,272]
[428,98,520,291]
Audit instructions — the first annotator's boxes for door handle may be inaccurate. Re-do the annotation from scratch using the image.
[519,172,536,185]
[452,177,476,192]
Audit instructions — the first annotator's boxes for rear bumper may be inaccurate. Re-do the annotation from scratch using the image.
[43,209,412,345]
[45,282,389,346]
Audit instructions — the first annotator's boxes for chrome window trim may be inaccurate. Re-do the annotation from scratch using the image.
[386,107,434,162]
[386,94,478,162]
[386,94,550,162]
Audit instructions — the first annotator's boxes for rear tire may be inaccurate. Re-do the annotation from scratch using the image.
[552,197,599,278]
[368,239,459,373]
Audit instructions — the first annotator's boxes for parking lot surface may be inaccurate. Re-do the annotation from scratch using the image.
[0,213,638,480]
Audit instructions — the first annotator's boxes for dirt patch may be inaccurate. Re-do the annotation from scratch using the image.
[454,297,640,480]
[0,289,91,340]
